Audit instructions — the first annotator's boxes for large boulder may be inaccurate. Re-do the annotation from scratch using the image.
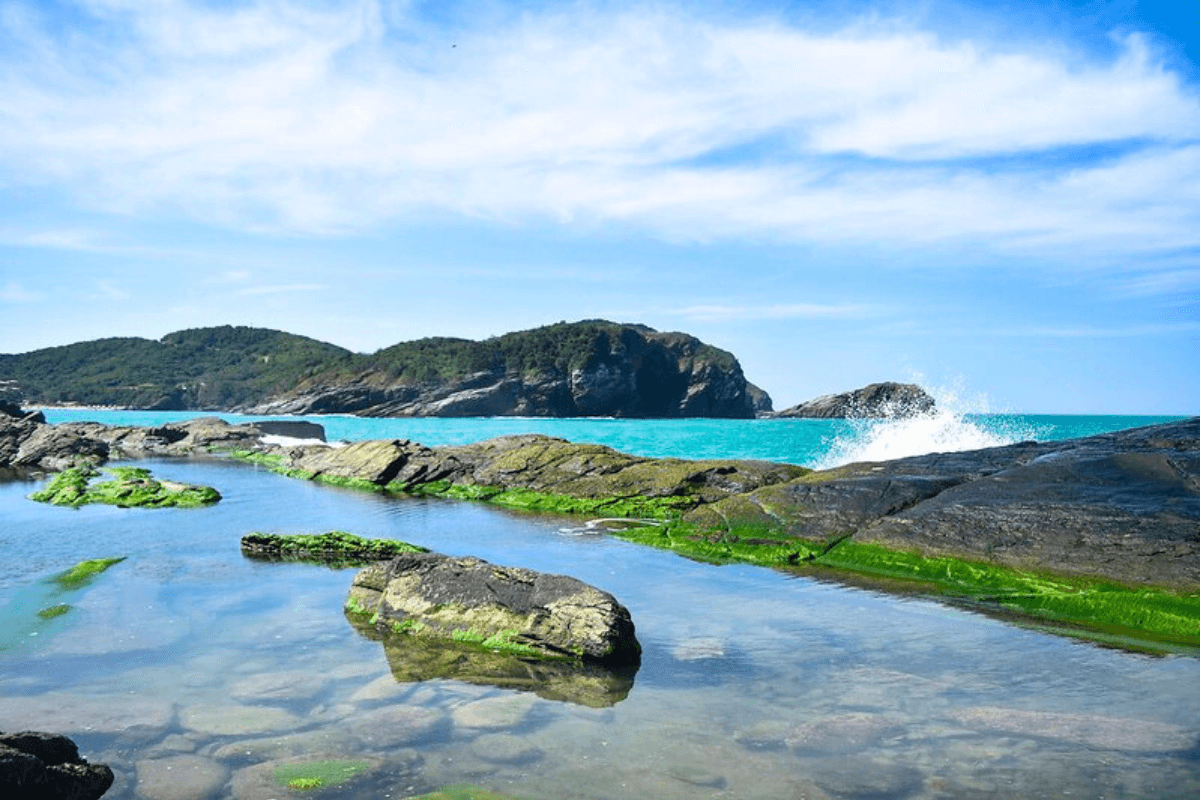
[775,382,935,418]
[0,730,114,800]
[689,417,1200,589]
[347,551,641,666]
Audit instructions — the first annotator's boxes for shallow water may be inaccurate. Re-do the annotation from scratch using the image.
[3,457,1198,800]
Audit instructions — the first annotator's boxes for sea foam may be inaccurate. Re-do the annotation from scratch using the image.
[815,384,1035,468]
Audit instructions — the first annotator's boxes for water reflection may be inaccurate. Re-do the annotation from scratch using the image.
[1,461,1199,799]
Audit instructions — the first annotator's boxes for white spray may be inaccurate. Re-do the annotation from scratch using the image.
[814,380,1037,469]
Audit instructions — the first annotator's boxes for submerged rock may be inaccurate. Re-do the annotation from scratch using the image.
[0,730,114,800]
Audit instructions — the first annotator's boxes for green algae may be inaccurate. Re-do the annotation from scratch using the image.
[37,604,72,620]
[2,557,126,652]
[50,557,127,590]
[273,760,371,790]
[30,466,220,509]
[216,443,1199,651]
[399,479,689,519]
[613,521,1200,649]
[241,531,427,567]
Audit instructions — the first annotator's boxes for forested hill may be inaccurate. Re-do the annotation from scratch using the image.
[0,321,769,418]
[0,327,353,410]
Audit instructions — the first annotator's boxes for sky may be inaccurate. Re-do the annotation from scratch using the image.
[1,0,1198,414]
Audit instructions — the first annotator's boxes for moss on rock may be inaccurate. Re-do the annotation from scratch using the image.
[30,465,220,509]
[241,531,428,567]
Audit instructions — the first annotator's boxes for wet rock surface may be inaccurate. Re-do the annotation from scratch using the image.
[348,551,641,666]
[690,417,1200,588]
[3,404,1198,589]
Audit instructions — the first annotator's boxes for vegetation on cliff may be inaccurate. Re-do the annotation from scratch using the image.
[0,326,351,410]
[0,320,755,417]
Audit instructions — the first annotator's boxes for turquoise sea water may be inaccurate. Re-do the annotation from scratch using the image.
[3,409,1198,799]
[38,408,1189,467]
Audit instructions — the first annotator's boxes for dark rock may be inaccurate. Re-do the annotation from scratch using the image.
[775,382,935,418]
[0,730,113,800]
[746,382,773,414]
[347,551,641,666]
[240,531,427,566]
[692,417,1200,588]
[250,420,326,441]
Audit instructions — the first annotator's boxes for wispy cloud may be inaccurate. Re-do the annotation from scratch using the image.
[0,281,42,302]
[0,1,1198,276]
[667,302,880,322]
[235,283,325,297]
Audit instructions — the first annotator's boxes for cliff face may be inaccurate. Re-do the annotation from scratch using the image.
[2,321,759,419]
[774,382,935,419]
[249,323,758,418]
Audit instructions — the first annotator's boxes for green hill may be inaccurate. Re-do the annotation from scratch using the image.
[0,321,763,418]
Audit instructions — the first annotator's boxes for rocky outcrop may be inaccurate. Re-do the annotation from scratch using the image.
[347,551,641,666]
[0,730,114,800]
[3,321,763,418]
[5,406,1198,592]
[0,411,312,472]
[745,382,773,415]
[688,417,1200,589]
[249,322,759,419]
[774,382,935,418]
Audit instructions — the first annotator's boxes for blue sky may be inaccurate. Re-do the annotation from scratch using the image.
[1,0,1198,414]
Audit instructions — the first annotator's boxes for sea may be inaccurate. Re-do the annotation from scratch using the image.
[1,405,1197,800]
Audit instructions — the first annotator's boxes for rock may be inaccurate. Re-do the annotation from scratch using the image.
[228,671,328,703]
[29,465,220,508]
[451,695,538,732]
[12,423,110,472]
[134,755,228,800]
[785,712,906,754]
[946,706,1197,751]
[178,704,303,736]
[250,420,325,441]
[808,759,923,799]
[774,382,935,418]
[469,733,543,765]
[240,531,427,567]
[745,382,773,415]
[343,704,446,748]
[690,417,1200,590]
[228,755,386,800]
[0,693,174,735]
[347,551,641,665]
[211,730,359,762]
[0,730,114,800]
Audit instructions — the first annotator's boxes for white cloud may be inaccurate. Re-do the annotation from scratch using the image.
[0,281,42,302]
[0,1,1198,274]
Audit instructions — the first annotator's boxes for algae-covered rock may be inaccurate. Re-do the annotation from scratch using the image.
[240,531,428,567]
[30,466,220,509]
[348,551,640,666]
